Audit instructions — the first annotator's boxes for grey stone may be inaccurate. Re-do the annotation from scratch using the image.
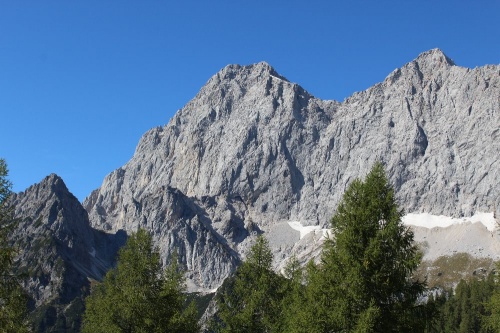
[83,49,499,291]
[9,174,124,328]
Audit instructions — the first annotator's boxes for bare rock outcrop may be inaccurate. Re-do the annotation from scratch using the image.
[84,49,500,290]
[9,174,124,331]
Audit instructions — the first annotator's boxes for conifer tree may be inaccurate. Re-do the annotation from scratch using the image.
[214,235,282,333]
[278,257,314,333]
[425,275,496,333]
[302,162,426,332]
[82,229,198,333]
[485,263,500,332]
[0,159,30,333]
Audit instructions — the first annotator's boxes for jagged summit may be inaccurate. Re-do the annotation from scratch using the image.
[215,61,289,83]
[198,49,460,112]
[383,48,458,87]
[182,60,299,118]
[183,61,299,113]
[29,172,64,188]
[416,48,454,64]
[42,173,70,192]
[411,48,455,71]
[11,173,93,246]
[16,173,77,203]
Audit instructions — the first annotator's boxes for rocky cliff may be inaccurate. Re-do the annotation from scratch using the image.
[9,174,125,332]
[83,49,500,291]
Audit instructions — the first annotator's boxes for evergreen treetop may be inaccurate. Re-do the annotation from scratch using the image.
[308,162,426,332]
[82,229,198,333]
[0,158,30,333]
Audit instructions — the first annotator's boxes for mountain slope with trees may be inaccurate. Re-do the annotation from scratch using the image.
[213,164,427,332]
[4,48,500,331]
[7,174,126,332]
[84,49,500,291]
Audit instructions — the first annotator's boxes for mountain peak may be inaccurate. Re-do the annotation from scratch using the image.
[44,173,64,184]
[414,48,455,67]
[216,61,289,83]
[13,173,78,205]
[87,48,499,293]
[41,173,71,196]
[251,61,273,70]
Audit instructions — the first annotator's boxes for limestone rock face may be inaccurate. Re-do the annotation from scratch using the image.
[84,49,500,290]
[9,174,124,331]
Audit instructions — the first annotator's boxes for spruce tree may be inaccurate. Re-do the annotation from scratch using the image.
[214,235,282,333]
[485,263,500,332]
[278,259,317,333]
[82,229,198,333]
[425,275,496,333]
[486,291,500,332]
[302,162,426,332]
[0,159,30,333]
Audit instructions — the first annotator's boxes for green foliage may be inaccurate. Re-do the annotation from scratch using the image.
[425,275,496,333]
[276,256,310,333]
[484,263,500,332]
[212,163,433,332]
[299,162,426,332]
[82,229,198,333]
[185,292,215,320]
[0,158,30,333]
[29,296,86,333]
[214,235,284,333]
[0,159,12,204]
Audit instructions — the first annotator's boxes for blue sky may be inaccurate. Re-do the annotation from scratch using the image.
[1,1,499,201]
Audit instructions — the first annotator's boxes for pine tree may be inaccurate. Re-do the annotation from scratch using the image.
[484,263,500,332]
[214,235,283,333]
[82,229,198,333]
[302,162,426,332]
[0,159,30,333]
[278,258,317,333]
[425,275,496,333]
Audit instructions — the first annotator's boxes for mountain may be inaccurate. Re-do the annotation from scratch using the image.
[9,174,125,332]
[82,48,500,291]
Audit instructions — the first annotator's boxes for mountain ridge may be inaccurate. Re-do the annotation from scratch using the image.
[7,49,499,331]
[9,174,126,331]
[80,49,499,291]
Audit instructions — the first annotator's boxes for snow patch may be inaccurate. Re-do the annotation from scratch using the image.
[402,212,497,232]
[287,221,329,239]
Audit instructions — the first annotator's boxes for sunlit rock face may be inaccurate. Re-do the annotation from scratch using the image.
[9,174,125,330]
[83,49,500,290]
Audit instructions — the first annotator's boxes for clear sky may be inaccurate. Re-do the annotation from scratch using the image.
[1,1,499,201]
